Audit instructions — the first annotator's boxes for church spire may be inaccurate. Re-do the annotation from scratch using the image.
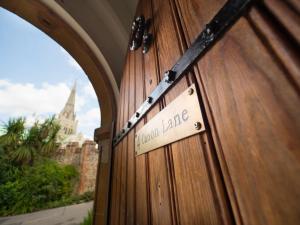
[60,81,76,120]
[56,81,78,141]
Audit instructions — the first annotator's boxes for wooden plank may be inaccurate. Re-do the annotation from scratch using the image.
[264,0,300,44]
[247,6,300,91]
[134,2,149,223]
[125,34,137,225]
[93,126,113,225]
[151,0,231,224]
[118,52,131,224]
[139,1,176,224]
[176,0,300,224]
[109,54,129,225]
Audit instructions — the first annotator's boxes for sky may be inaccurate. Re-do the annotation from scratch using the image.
[0,7,101,139]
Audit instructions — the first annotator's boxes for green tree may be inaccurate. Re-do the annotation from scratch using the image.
[0,116,93,216]
[40,117,61,156]
[0,117,25,152]
[0,116,60,166]
[0,159,79,216]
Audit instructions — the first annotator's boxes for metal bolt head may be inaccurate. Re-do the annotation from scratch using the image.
[135,112,140,118]
[188,88,194,95]
[142,47,148,54]
[164,70,175,83]
[194,122,202,130]
[206,27,211,35]
[127,121,132,128]
[147,96,153,104]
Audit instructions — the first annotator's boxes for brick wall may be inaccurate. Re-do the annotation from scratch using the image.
[54,140,99,194]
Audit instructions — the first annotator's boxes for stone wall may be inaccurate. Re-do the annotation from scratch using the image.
[54,140,99,194]
[78,140,99,194]
[55,142,82,166]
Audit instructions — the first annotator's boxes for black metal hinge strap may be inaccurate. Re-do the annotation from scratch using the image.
[113,0,253,147]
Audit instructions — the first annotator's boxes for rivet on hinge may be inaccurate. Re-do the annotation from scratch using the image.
[164,70,176,83]
[147,96,153,104]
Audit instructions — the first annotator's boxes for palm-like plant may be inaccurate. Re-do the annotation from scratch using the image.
[0,117,25,152]
[0,116,60,166]
[13,121,40,165]
[40,116,60,156]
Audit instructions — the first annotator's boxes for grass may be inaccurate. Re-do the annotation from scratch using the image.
[80,210,93,225]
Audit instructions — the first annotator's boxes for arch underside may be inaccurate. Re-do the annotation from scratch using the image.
[0,0,117,131]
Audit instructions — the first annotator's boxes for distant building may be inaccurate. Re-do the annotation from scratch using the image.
[56,82,84,146]
[54,82,98,194]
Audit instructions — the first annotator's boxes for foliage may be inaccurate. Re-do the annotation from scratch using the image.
[0,116,60,166]
[44,191,94,210]
[0,117,25,152]
[80,210,93,225]
[0,159,79,216]
[0,116,94,216]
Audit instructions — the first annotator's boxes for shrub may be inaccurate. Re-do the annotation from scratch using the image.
[0,159,78,216]
[0,116,94,216]
[80,210,93,225]
[0,116,60,166]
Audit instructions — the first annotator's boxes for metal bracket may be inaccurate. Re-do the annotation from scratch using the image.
[129,15,153,54]
[114,0,253,147]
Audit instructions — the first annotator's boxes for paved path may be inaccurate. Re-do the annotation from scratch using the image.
[0,201,93,225]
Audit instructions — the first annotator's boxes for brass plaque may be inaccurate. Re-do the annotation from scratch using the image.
[135,84,205,156]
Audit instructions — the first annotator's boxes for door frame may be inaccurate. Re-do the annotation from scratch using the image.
[0,1,117,224]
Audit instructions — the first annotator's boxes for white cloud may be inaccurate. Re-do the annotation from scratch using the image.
[25,114,47,127]
[77,108,101,127]
[0,79,100,138]
[0,79,11,87]
[60,47,83,71]
[0,80,85,117]
[83,83,97,99]
[77,107,101,139]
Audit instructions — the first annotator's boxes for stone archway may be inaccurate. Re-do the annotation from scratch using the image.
[0,1,117,224]
[0,0,118,129]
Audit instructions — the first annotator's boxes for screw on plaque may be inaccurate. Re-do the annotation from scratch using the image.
[194,122,202,130]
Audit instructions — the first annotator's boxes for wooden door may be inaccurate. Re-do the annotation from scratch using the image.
[107,0,300,225]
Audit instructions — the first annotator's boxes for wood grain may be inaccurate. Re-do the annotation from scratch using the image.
[264,0,300,44]
[176,0,300,224]
[109,53,129,225]
[108,0,300,225]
